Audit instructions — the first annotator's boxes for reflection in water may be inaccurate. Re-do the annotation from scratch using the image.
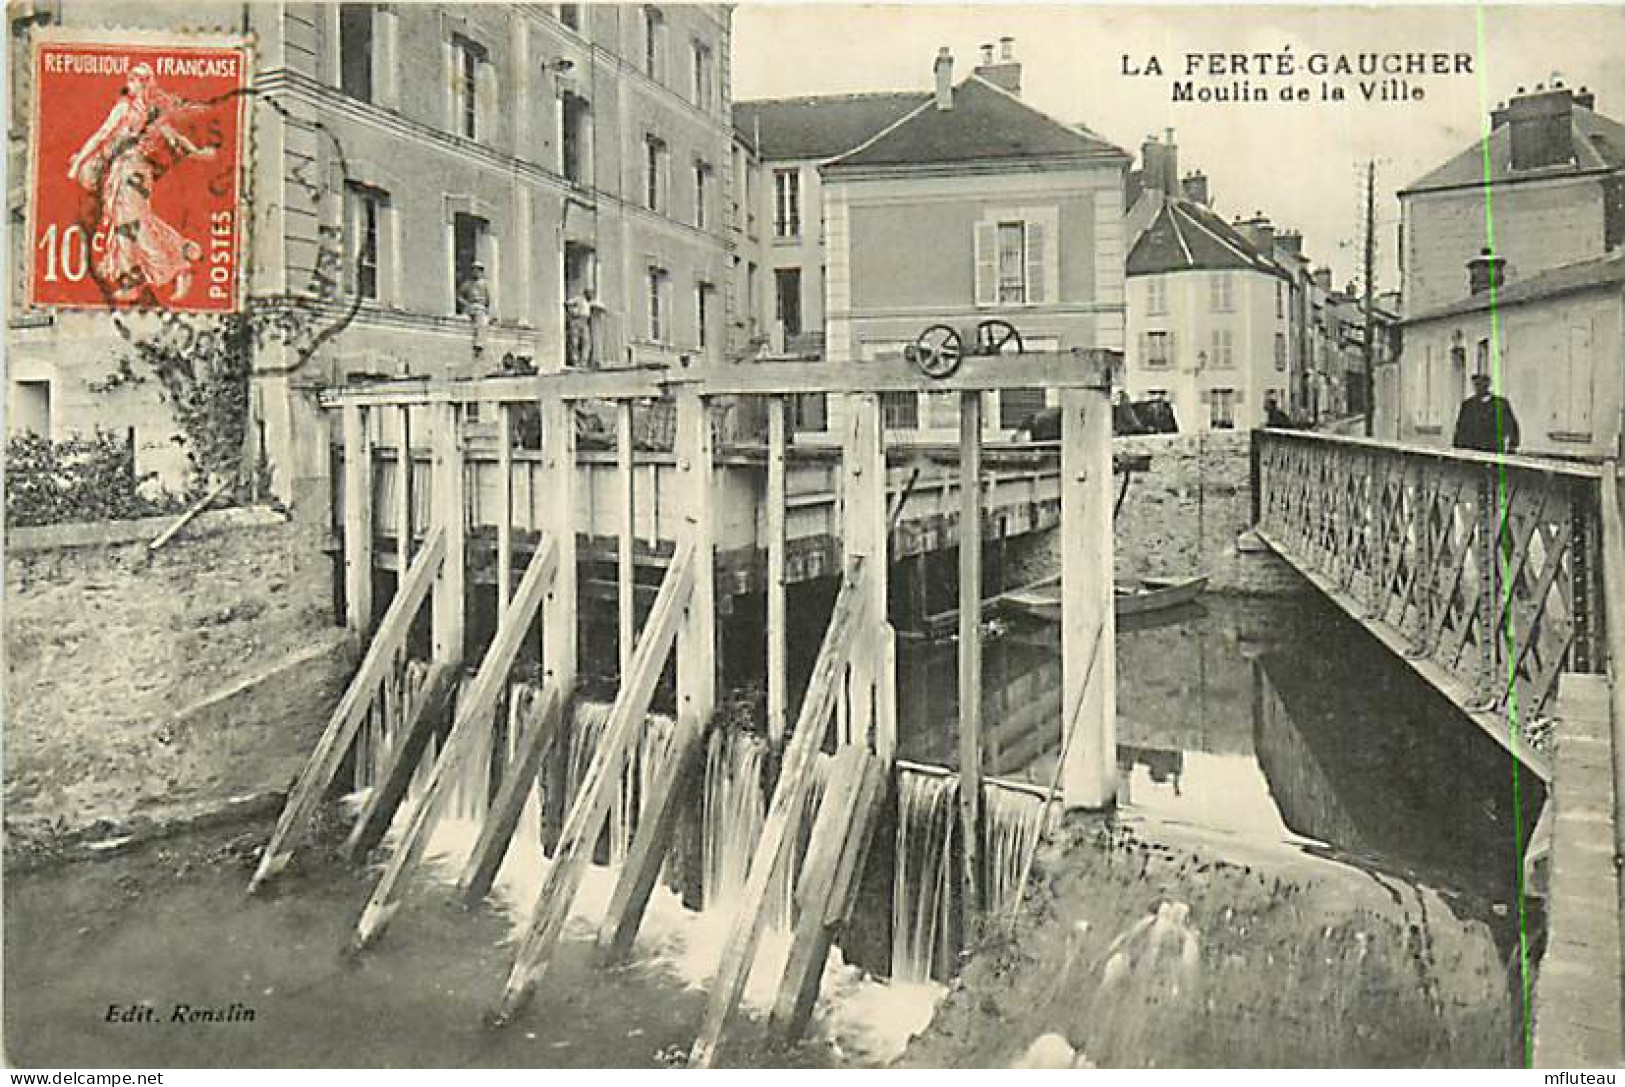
[896,591,1543,910]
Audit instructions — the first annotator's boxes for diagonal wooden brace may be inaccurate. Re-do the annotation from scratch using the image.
[350,532,559,951]
[248,527,446,895]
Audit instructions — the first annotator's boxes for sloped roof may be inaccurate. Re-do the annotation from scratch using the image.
[1126,198,1289,279]
[732,92,929,161]
[1402,104,1625,193]
[1405,249,1625,323]
[823,76,1127,170]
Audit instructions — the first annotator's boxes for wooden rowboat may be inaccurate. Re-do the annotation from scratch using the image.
[998,574,1209,622]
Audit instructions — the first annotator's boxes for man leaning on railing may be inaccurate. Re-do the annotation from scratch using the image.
[1452,373,1521,454]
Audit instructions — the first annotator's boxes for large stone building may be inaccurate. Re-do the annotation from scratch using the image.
[819,42,1129,436]
[1382,82,1625,455]
[8,2,737,506]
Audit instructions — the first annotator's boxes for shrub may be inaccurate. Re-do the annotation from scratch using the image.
[5,430,184,528]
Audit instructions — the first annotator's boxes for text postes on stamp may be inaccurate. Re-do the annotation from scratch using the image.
[28,33,249,314]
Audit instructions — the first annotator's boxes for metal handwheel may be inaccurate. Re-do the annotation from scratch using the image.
[976,319,1024,356]
[909,323,964,379]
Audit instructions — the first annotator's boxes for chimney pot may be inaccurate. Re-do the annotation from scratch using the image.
[999,35,1015,61]
[980,43,994,66]
[1468,248,1507,295]
[934,47,953,110]
[1508,84,1577,170]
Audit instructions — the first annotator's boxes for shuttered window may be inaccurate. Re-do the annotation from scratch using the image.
[974,208,1058,306]
[1552,320,1595,437]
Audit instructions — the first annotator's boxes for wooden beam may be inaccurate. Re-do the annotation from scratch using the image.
[395,405,413,571]
[1060,387,1117,810]
[676,390,717,753]
[496,402,514,620]
[432,402,466,664]
[767,395,788,749]
[343,660,458,862]
[343,403,374,635]
[492,544,696,1022]
[958,391,984,913]
[352,532,559,951]
[842,393,889,753]
[458,683,564,903]
[617,399,636,678]
[541,398,577,693]
[247,527,446,894]
[688,557,871,1068]
[767,744,881,1044]
[595,706,708,959]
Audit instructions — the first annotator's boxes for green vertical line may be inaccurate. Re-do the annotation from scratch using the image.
[1474,4,1533,1066]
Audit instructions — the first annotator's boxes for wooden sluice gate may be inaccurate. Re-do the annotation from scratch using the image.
[248,351,1121,1062]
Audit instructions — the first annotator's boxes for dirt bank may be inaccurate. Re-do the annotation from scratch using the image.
[4,518,351,866]
[902,814,1519,1068]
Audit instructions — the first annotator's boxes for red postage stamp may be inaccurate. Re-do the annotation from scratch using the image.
[27,32,249,313]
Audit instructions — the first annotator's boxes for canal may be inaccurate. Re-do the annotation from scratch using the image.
[4,588,1539,1067]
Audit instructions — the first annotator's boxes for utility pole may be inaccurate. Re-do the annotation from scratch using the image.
[1361,159,1377,437]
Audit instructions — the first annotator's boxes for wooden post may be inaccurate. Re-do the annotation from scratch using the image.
[496,402,514,619]
[842,392,890,756]
[540,397,577,694]
[958,391,983,913]
[343,403,374,635]
[1060,377,1117,810]
[396,405,413,570]
[687,558,870,1068]
[767,395,788,749]
[617,399,636,678]
[594,392,716,957]
[675,389,717,742]
[432,401,467,664]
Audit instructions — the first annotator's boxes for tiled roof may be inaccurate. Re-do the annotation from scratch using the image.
[823,76,1127,170]
[1126,198,1288,278]
[1401,104,1625,193]
[1405,249,1625,323]
[732,92,929,161]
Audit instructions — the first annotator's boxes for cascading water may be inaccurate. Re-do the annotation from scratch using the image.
[892,771,958,983]
[983,786,1053,917]
[701,729,767,910]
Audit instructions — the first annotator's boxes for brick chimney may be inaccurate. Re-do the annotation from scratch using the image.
[1508,83,1576,170]
[1236,211,1275,254]
[1575,85,1596,110]
[1181,170,1209,205]
[934,47,953,110]
[1140,130,1179,196]
[1468,247,1507,294]
[974,35,1021,95]
[1312,268,1333,293]
[1490,101,1509,129]
[1276,229,1304,257]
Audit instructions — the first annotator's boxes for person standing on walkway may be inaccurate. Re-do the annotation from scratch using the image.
[1452,373,1520,453]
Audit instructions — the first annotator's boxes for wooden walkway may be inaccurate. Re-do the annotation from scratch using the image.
[1535,673,1623,1067]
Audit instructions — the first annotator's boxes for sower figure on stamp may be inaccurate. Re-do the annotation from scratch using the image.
[1452,372,1520,707]
[67,62,216,303]
[457,261,491,359]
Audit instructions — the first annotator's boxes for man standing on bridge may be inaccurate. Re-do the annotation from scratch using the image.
[1452,373,1520,454]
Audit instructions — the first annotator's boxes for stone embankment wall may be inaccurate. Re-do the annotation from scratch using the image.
[5,516,352,864]
[1111,430,1300,595]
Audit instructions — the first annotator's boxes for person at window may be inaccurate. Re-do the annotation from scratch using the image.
[1263,393,1291,429]
[565,287,598,368]
[1451,373,1520,453]
[457,262,491,357]
[1113,391,1149,436]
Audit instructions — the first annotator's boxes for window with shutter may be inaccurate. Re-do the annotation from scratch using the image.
[1558,321,1594,436]
[974,221,997,306]
[1024,219,1046,304]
